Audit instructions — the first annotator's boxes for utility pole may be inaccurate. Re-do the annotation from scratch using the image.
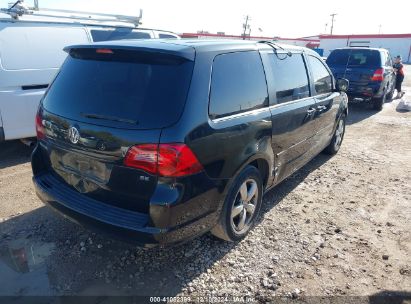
[324,23,328,34]
[242,15,251,40]
[378,24,382,34]
[330,13,337,35]
[34,0,39,10]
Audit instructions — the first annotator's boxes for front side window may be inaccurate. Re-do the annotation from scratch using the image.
[308,55,333,95]
[267,53,310,104]
[209,51,268,119]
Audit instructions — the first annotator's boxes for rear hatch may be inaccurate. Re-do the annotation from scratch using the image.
[37,45,194,213]
[326,49,382,91]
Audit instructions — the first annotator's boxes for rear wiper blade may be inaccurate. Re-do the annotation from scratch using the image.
[81,113,139,125]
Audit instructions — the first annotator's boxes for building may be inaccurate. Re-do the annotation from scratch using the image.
[319,34,411,62]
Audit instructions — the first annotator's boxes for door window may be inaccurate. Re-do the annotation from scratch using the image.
[209,51,268,119]
[308,55,333,95]
[267,53,310,104]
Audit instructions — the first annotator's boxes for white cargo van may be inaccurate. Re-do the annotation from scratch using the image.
[0,4,179,142]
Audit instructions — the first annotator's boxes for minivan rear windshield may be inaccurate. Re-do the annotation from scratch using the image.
[326,49,381,68]
[42,49,194,129]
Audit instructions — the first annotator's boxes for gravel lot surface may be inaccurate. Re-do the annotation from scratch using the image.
[0,67,410,303]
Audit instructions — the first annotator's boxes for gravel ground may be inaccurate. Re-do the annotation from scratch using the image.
[0,67,410,302]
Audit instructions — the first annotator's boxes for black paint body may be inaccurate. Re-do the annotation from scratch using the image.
[32,40,348,246]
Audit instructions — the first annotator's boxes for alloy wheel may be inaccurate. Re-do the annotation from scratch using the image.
[230,178,258,234]
[334,118,345,150]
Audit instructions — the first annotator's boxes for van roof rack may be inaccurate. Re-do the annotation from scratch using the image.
[1,1,143,27]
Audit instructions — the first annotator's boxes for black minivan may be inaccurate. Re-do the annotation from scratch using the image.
[32,40,349,246]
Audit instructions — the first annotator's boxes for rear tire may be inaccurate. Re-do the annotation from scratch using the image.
[373,92,386,111]
[211,166,263,242]
[324,114,346,155]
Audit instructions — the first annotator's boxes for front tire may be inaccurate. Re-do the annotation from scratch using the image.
[211,166,263,242]
[324,114,346,155]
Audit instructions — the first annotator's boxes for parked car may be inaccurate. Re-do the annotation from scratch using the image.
[32,40,349,246]
[0,7,179,142]
[326,47,395,110]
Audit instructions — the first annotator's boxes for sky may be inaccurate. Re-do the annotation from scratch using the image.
[1,0,411,38]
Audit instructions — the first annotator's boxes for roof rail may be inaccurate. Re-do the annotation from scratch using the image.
[1,1,143,27]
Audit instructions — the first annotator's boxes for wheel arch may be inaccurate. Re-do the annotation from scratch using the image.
[230,154,272,190]
[249,158,270,188]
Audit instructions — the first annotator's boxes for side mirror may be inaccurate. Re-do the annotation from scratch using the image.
[336,78,349,92]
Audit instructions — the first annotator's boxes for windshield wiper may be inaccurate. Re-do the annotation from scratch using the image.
[81,113,139,125]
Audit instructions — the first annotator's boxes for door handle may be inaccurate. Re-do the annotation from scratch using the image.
[317,105,327,112]
[306,108,316,116]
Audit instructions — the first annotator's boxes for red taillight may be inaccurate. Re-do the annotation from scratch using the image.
[124,144,158,174]
[157,144,204,177]
[371,68,384,81]
[96,48,114,54]
[124,144,203,177]
[35,113,45,140]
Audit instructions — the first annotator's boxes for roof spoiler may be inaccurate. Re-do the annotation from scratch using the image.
[64,44,196,62]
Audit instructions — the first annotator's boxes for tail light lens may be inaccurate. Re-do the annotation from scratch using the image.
[35,112,45,140]
[124,144,158,174]
[124,143,203,177]
[371,68,384,81]
[157,144,203,177]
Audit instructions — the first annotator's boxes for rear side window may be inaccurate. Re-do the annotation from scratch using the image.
[42,50,194,129]
[209,51,268,119]
[327,49,381,67]
[267,53,310,104]
[308,55,333,95]
[90,29,151,42]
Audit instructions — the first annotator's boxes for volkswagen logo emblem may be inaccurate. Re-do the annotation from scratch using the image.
[68,126,80,144]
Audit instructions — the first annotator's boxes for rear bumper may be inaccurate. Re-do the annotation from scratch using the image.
[33,171,223,247]
[347,83,384,100]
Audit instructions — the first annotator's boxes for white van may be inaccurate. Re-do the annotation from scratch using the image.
[0,6,179,142]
